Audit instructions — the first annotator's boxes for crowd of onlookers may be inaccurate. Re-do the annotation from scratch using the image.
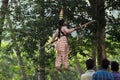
[81,58,120,80]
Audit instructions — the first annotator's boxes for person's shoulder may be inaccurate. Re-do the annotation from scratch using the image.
[62,26,68,31]
[82,70,95,77]
[81,72,90,77]
[118,73,120,76]
[106,71,113,78]
[112,72,120,76]
[109,72,114,76]
[63,26,67,27]
[92,70,102,75]
[81,73,86,80]
[93,71,98,75]
[117,73,120,78]
[81,73,87,77]
[62,26,67,28]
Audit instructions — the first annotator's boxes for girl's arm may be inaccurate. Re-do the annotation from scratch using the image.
[63,26,81,34]
[52,29,58,42]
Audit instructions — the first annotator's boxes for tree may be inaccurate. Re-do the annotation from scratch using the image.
[0,0,9,47]
[88,0,120,66]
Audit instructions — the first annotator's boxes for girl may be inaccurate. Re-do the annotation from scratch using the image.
[52,19,81,71]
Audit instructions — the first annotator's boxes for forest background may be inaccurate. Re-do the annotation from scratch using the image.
[0,0,120,80]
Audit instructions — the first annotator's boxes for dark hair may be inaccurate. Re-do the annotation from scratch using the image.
[58,19,65,38]
[111,61,119,71]
[59,19,65,26]
[86,59,94,70]
[101,59,110,69]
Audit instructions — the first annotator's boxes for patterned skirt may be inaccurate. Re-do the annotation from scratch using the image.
[55,36,69,68]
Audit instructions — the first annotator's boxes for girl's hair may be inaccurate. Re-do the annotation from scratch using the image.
[58,19,65,38]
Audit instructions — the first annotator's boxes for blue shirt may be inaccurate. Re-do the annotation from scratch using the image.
[91,69,114,80]
[112,71,120,80]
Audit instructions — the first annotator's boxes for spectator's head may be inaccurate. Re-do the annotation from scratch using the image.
[101,59,110,69]
[86,59,94,70]
[111,61,119,72]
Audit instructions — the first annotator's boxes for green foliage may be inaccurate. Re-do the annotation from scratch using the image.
[0,43,21,80]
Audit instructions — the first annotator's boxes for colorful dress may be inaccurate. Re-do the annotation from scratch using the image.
[52,26,75,68]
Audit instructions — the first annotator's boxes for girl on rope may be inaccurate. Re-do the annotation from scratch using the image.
[51,19,81,72]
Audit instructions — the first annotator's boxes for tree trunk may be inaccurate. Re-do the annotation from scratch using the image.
[74,56,83,76]
[38,0,46,79]
[16,45,27,80]
[38,41,45,80]
[37,70,41,80]
[91,48,97,70]
[89,0,106,67]
[96,0,106,66]
[0,0,9,46]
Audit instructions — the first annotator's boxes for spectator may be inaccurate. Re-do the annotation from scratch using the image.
[111,61,120,80]
[92,59,114,80]
[81,59,95,80]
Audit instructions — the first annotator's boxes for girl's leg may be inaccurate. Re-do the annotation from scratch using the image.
[61,51,69,70]
[55,53,62,72]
